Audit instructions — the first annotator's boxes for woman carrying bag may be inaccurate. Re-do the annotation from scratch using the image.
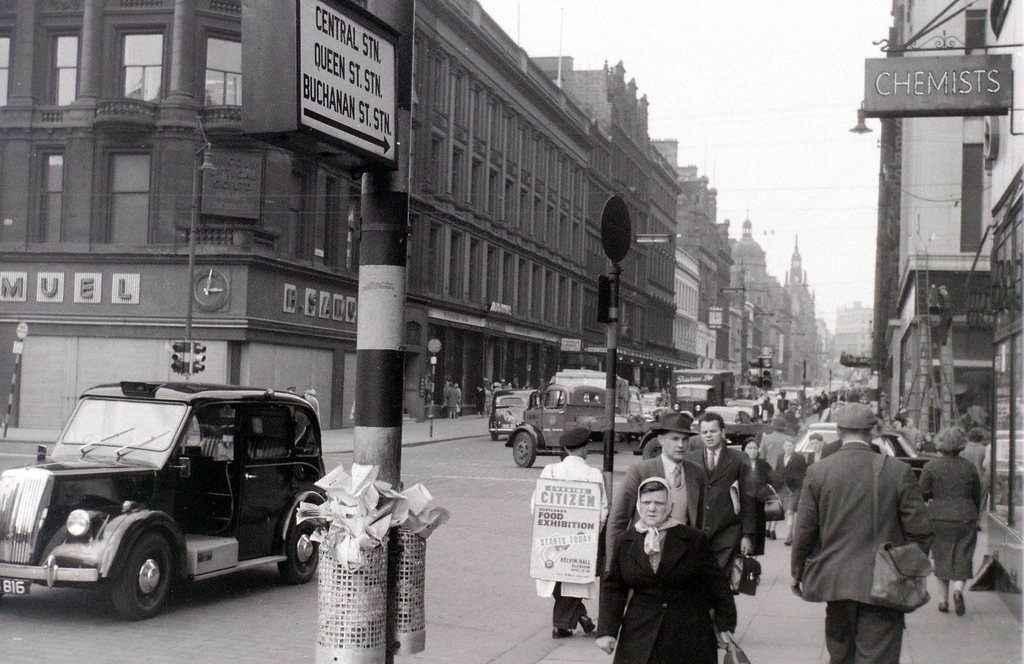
[595,477,736,663]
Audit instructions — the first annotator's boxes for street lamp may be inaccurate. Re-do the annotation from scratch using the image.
[849,104,873,134]
[184,125,216,353]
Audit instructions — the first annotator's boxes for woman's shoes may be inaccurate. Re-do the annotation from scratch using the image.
[953,590,965,616]
[579,616,596,635]
[783,536,792,546]
[767,531,776,540]
[937,601,949,613]
[551,628,573,639]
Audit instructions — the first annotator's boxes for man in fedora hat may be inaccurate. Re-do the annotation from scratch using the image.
[606,412,705,559]
[791,402,932,663]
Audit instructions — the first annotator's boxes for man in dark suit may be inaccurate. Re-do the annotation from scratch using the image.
[606,412,705,558]
[685,411,756,570]
[791,403,932,664]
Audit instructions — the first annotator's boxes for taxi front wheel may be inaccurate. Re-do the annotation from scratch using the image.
[111,532,173,620]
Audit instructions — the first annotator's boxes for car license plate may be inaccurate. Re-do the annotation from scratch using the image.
[1,577,30,595]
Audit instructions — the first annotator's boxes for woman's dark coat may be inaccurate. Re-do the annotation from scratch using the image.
[597,524,736,664]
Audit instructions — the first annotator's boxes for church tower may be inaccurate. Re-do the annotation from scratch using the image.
[789,235,802,285]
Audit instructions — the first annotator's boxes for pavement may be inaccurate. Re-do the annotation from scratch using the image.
[2,415,1021,663]
[0,414,489,456]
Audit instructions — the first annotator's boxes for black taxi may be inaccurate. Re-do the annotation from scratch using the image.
[0,382,325,620]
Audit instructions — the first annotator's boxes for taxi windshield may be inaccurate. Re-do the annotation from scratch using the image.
[54,398,187,467]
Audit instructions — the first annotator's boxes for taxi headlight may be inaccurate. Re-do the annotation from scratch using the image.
[66,509,92,537]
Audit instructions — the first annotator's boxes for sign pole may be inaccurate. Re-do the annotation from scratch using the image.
[353,4,413,662]
[4,322,28,438]
[602,263,621,480]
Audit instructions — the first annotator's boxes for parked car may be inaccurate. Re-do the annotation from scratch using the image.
[793,422,938,477]
[0,382,325,619]
[488,389,534,440]
[794,423,841,461]
[638,392,669,422]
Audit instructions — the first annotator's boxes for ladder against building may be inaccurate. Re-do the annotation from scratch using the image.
[902,270,956,435]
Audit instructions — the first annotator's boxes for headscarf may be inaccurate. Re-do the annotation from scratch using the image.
[633,477,683,555]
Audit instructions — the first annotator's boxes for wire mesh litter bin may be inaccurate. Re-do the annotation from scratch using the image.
[395,528,426,654]
[316,539,388,664]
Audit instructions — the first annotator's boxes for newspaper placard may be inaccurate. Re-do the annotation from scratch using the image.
[529,478,602,584]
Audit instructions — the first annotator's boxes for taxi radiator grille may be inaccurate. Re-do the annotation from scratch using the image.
[0,468,52,564]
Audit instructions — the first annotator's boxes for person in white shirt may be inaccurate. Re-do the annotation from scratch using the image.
[531,427,608,638]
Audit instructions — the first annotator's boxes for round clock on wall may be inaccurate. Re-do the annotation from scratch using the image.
[193,268,230,312]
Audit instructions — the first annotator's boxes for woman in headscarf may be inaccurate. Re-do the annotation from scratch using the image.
[595,477,736,663]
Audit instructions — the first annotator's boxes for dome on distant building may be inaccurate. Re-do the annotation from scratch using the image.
[732,217,766,270]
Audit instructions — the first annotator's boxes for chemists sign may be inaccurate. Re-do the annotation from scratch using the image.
[863,54,1012,118]
[299,0,396,162]
[529,479,602,584]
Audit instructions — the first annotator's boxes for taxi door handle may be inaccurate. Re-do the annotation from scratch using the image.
[245,472,257,480]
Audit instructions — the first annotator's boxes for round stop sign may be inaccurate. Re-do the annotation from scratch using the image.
[427,338,441,354]
[15,322,28,340]
[600,195,631,263]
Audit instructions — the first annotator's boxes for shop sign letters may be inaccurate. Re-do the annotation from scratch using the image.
[282,283,357,323]
[0,271,140,305]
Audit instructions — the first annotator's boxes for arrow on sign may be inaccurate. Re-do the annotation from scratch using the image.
[303,109,391,154]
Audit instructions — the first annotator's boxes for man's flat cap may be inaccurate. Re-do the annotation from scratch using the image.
[834,403,877,430]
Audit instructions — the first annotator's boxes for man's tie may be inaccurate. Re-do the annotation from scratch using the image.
[707,449,717,471]
[672,463,682,489]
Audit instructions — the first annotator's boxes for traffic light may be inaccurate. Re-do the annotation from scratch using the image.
[191,342,207,375]
[597,275,611,323]
[761,370,773,389]
[171,341,191,375]
[759,356,772,369]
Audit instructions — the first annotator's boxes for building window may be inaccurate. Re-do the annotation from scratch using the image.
[0,37,9,105]
[960,143,984,252]
[40,154,64,242]
[486,245,498,303]
[345,192,359,271]
[54,35,78,106]
[109,153,150,244]
[468,238,483,303]
[122,34,163,101]
[205,37,241,106]
[449,230,464,298]
[290,170,311,259]
[503,252,515,306]
[428,224,444,294]
[322,176,340,267]
[531,264,543,319]
[451,147,464,202]
[517,258,529,315]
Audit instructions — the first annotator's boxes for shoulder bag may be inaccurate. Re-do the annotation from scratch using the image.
[764,484,785,521]
[869,455,932,612]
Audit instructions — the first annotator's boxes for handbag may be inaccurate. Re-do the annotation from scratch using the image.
[764,485,785,521]
[729,554,761,596]
[868,455,932,612]
[723,641,753,664]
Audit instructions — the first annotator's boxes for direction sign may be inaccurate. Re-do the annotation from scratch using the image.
[559,338,582,353]
[298,0,396,162]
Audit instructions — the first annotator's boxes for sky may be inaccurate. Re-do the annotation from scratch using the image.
[476,0,894,332]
